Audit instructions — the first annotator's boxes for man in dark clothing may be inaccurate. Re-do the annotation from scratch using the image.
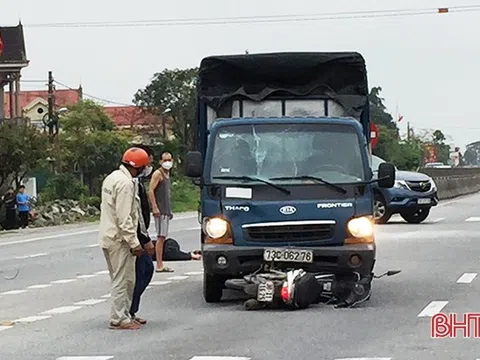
[2,187,17,230]
[129,145,155,325]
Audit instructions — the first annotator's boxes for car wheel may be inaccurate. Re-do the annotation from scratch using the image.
[400,208,430,224]
[203,271,224,303]
[373,194,391,224]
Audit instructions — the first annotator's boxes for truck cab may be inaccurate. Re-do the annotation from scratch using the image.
[185,52,396,302]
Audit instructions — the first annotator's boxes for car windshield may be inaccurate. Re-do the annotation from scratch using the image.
[209,123,367,184]
[371,155,386,172]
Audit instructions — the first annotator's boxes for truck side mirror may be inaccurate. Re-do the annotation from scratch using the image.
[378,163,395,188]
[185,151,203,178]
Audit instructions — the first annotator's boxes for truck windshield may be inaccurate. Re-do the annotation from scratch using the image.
[209,123,366,184]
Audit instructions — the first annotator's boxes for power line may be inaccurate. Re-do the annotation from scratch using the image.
[53,80,133,107]
[23,5,480,28]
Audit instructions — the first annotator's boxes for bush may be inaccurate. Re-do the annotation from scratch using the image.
[39,173,88,203]
[171,176,199,212]
[80,195,101,209]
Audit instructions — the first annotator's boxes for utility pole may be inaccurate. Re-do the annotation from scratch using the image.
[47,71,59,174]
[47,71,54,136]
[407,122,411,141]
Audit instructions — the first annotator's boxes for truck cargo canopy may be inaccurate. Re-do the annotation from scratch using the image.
[198,52,369,120]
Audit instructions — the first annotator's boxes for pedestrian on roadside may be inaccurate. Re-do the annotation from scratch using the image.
[129,144,156,325]
[148,151,175,273]
[2,187,17,230]
[98,147,150,330]
[16,185,30,229]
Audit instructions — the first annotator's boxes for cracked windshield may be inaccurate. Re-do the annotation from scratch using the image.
[1,1,479,360]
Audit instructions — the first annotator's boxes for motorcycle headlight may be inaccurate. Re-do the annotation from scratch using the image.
[394,180,408,189]
[204,217,228,239]
[347,217,374,238]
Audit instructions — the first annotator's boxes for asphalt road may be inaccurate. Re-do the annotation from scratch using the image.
[1,195,480,360]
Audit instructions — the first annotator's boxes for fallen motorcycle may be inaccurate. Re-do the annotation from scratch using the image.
[224,266,401,311]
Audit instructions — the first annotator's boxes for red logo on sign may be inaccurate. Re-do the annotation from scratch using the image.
[0,32,4,56]
[432,313,480,338]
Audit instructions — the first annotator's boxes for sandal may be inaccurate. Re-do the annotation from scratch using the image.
[133,316,147,325]
[156,267,174,273]
[109,321,141,330]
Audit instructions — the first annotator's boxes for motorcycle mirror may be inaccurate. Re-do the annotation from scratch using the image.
[387,270,401,276]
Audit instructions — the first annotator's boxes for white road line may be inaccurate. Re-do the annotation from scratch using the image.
[334,358,392,360]
[466,217,480,222]
[74,299,106,306]
[95,270,109,275]
[56,357,114,360]
[418,301,449,317]
[77,274,98,279]
[51,279,77,284]
[150,281,172,286]
[27,284,52,289]
[86,244,98,248]
[167,275,189,281]
[0,214,196,247]
[457,273,477,283]
[185,271,204,276]
[101,294,111,298]
[14,315,52,323]
[0,325,13,332]
[1,289,27,295]
[186,226,201,230]
[14,252,48,259]
[432,218,445,223]
[41,306,82,315]
[189,357,251,360]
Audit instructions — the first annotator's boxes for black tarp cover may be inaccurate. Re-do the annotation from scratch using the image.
[197,52,369,119]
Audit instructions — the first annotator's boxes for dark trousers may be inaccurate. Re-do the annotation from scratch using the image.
[18,211,29,228]
[129,252,154,317]
[4,209,17,230]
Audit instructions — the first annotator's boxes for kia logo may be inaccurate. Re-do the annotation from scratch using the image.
[279,205,297,215]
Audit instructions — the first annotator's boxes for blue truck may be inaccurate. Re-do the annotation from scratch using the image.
[185,52,396,303]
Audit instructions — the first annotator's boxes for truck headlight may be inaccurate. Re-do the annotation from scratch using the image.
[347,217,374,238]
[430,179,437,191]
[204,217,228,239]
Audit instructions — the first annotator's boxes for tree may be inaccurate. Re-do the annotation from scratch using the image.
[369,87,398,130]
[133,68,198,166]
[0,122,49,189]
[58,100,133,195]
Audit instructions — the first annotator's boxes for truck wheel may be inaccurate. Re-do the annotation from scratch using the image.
[203,271,224,303]
[373,194,391,224]
[400,208,430,224]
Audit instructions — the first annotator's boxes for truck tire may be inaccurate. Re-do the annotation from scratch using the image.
[400,208,430,224]
[203,271,224,303]
[373,193,391,224]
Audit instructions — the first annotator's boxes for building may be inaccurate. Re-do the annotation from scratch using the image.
[0,23,29,121]
[3,88,82,128]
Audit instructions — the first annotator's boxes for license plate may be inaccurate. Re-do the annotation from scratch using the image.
[257,280,275,302]
[418,198,431,205]
[263,248,314,263]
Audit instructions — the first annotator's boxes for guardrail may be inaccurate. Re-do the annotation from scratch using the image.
[418,167,480,200]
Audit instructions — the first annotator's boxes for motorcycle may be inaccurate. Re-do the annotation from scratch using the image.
[224,266,401,311]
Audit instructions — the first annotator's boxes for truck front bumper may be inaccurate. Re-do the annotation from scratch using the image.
[202,243,376,278]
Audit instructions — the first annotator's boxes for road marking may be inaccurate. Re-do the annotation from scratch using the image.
[27,284,52,289]
[56,357,114,360]
[466,217,480,222]
[86,244,98,248]
[74,299,106,306]
[0,214,197,247]
[186,226,201,230]
[14,315,51,323]
[51,279,77,284]
[334,358,392,360]
[150,281,172,286]
[167,275,189,281]
[189,357,251,360]
[14,252,48,259]
[185,271,203,276]
[77,274,98,279]
[457,273,477,283]
[418,301,449,317]
[41,306,82,315]
[432,218,445,223]
[0,289,27,295]
[101,294,111,298]
[95,270,109,275]
[0,325,13,332]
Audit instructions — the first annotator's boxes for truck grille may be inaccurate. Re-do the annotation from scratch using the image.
[245,222,334,242]
[406,180,431,192]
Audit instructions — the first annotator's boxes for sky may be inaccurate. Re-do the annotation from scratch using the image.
[2,0,479,151]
